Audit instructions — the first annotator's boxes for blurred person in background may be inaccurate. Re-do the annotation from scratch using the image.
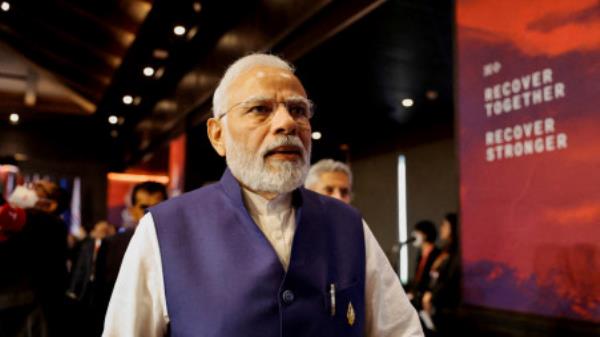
[421,213,461,336]
[0,194,36,336]
[94,181,167,336]
[66,226,88,274]
[27,180,70,337]
[90,221,117,239]
[408,220,440,311]
[66,221,116,337]
[1,180,70,337]
[0,195,26,242]
[100,181,168,293]
[125,181,169,228]
[305,158,353,204]
[68,221,116,300]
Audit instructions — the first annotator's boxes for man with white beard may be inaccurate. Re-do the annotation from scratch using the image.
[102,53,423,337]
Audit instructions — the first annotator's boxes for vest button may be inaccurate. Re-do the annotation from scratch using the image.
[282,290,295,304]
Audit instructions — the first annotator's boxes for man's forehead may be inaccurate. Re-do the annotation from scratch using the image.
[231,66,303,91]
[135,190,164,201]
[224,65,307,113]
[253,69,293,79]
[241,65,294,78]
[321,171,350,181]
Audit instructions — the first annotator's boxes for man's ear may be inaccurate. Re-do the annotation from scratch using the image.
[207,117,226,157]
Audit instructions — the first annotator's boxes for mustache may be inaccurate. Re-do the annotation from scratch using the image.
[261,135,307,157]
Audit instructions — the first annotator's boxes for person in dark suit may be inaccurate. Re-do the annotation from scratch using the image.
[101,182,168,292]
[65,221,115,337]
[93,181,167,336]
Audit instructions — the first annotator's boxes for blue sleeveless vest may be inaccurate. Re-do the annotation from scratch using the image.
[151,169,365,337]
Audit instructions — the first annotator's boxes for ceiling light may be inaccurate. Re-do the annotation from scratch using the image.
[193,2,202,13]
[426,90,438,100]
[122,95,133,105]
[110,130,118,138]
[154,67,165,79]
[9,113,19,124]
[1,2,10,12]
[143,66,155,77]
[219,33,239,49]
[153,49,169,59]
[108,115,118,125]
[173,25,186,36]
[401,98,414,108]
[311,131,322,140]
[186,26,198,40]
[107,172,169,184]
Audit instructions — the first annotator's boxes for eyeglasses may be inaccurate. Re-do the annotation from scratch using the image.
[324,186,351,199]
[219,96,314,124]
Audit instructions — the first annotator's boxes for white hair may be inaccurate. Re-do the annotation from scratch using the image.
[212,53,294,118]
[305,159,353,189]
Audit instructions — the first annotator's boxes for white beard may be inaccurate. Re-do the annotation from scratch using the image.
[224,130,311,194]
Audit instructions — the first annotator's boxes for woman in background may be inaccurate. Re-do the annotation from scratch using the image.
[422,213,461,337]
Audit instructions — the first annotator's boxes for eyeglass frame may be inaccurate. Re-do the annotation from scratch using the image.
[216,95,315,124]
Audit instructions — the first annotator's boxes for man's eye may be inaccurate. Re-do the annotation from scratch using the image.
[288,104,308,117]
[248,105,271,114]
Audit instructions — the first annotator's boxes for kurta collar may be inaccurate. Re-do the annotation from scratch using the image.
[242,188,292,216]
[219,168,302,211]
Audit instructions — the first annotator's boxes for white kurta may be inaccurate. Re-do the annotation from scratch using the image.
[102,189,423,337]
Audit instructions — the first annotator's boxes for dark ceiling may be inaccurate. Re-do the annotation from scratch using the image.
[0,0,151,113]
[296,0,454,159]
[0,0,454,171]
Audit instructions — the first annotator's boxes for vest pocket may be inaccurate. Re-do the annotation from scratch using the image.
[324,282,362,337]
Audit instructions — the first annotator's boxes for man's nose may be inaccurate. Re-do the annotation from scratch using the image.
[271,103,298,135]
[332,189,344,201]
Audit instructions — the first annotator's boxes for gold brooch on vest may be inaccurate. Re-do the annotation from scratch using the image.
[347,302,355,326]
